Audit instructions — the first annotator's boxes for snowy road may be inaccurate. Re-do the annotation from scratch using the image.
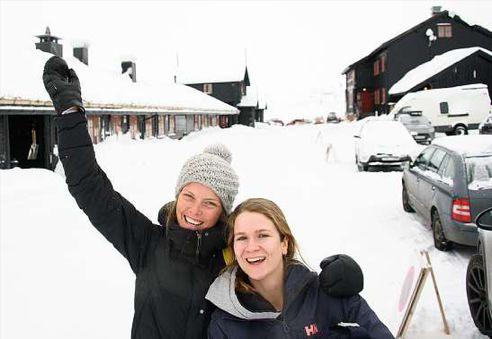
[0,122,484,338]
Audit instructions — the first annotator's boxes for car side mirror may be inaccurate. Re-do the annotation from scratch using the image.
[476,208,492,230]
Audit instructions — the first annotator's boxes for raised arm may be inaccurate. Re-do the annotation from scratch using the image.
[43,56,160,273]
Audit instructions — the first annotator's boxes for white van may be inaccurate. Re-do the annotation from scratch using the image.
[389,84,491,135]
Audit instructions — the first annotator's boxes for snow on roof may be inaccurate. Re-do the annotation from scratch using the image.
[177,59,248,84]
[237,85,258,108]
[389,47,492,95]
[432,135,492,156]
[0,42,238,115]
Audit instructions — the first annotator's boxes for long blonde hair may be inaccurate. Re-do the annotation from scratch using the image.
[226,198,302,293]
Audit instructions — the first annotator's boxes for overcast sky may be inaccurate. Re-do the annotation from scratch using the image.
[1,0,491,121]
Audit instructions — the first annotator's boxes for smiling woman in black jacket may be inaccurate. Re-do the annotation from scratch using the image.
[206,198,394,339]
[42,56,240,339]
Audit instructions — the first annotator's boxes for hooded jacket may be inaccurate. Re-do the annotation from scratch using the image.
[206,264,394,339]
[56,112,227,339]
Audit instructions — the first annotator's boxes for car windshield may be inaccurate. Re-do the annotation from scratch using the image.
[466,155,492,190]
[398,115,427,124]
[362,122,413,143]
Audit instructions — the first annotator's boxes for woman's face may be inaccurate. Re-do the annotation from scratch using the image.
[233,211,288,285]
[176,182,222,230]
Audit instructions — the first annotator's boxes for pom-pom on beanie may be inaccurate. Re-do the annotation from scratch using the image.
[175,143,239,213]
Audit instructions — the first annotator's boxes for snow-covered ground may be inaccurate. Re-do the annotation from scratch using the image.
[0,122,484,338]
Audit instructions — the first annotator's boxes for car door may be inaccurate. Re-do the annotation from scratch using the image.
[435,153,455,229]
[407,147,435,214]
[418,148,447,224]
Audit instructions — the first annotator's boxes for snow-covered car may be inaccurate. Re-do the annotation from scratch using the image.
[467,207,492,336]
[393,108,435,145]
[354,120,416,171]
[326,112,341,123]
[479,113,492,135]
[402,135,492,251]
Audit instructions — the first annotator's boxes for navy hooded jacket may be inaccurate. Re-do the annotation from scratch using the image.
[206,264,394,339]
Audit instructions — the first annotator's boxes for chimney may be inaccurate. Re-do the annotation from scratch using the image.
[121,61,137,82]
[35,26,63,57]
[431,6,442,16]
[73,43,89,65]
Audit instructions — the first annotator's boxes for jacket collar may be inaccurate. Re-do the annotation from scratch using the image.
[159,202,226,267]
[206,263,316,319]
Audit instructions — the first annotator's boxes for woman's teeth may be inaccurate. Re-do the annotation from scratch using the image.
[246,257,266,264]
[184,215,203,226]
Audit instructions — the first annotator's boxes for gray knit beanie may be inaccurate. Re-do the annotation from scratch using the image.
[175,143,239,213]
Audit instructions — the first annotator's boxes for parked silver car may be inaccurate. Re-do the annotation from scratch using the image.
[402,135,492,250]
[393,107,435,144]
[467,207,492,336]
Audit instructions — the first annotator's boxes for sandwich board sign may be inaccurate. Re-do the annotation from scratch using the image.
[396,250,450,338]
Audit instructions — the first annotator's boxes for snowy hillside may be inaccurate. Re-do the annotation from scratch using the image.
[0,122,485,338]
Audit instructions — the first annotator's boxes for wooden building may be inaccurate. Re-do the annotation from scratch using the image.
[178,63,251,126]
[0,29,238,170]
[343,7,492,119]
[389,47,492,99]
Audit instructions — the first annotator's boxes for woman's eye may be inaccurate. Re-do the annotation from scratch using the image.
[258,233,269,238]
[183,194,194,200]
[204,201,217,208]
[235,236,246,241]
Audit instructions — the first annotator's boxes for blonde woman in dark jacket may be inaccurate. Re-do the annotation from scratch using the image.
[206,198,394,339]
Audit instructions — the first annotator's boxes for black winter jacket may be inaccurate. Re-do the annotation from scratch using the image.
[56,112,227,339]
[206,264,394,339]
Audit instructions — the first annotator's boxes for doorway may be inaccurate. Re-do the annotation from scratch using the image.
[9,115,45,168]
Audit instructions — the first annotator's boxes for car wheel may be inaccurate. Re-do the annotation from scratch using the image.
[357,161,368,172]
[356,156,367,171]
[432,210,452,251]
[454,125,468,135]
[467,254,492,336]
[402,185,414,212]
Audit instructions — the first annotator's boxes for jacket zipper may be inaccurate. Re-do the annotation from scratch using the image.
[195,231,202,261]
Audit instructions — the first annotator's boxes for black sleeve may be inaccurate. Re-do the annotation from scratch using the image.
[346,295,395,339]
[56,112,160,273]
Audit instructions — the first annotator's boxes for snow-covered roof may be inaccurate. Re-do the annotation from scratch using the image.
[389,47,492,95]
[0,42,239,115]
[177,61,248,85]
[432,135,492,156]
[237,85,258,108]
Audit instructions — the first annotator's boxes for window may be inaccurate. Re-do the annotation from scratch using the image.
[203,83,213,94]
[374,89,380,105]
[381,88,386,104]
[380,54,387,73]
[442,156,455,181]
[440,102,449,114]
[373,60,379,76]
[437,23,452,38]
[414,147,435,170]
[428,149,446,173]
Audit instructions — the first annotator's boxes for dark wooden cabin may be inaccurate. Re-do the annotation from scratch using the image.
[389,47,492,100]
[343,7,492,119]
[181,66,250,126]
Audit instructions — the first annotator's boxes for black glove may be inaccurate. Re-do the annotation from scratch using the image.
[43,56,84,115]
[319,254,364,297]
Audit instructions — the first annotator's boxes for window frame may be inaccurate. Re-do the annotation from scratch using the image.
[437,23,452,38]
